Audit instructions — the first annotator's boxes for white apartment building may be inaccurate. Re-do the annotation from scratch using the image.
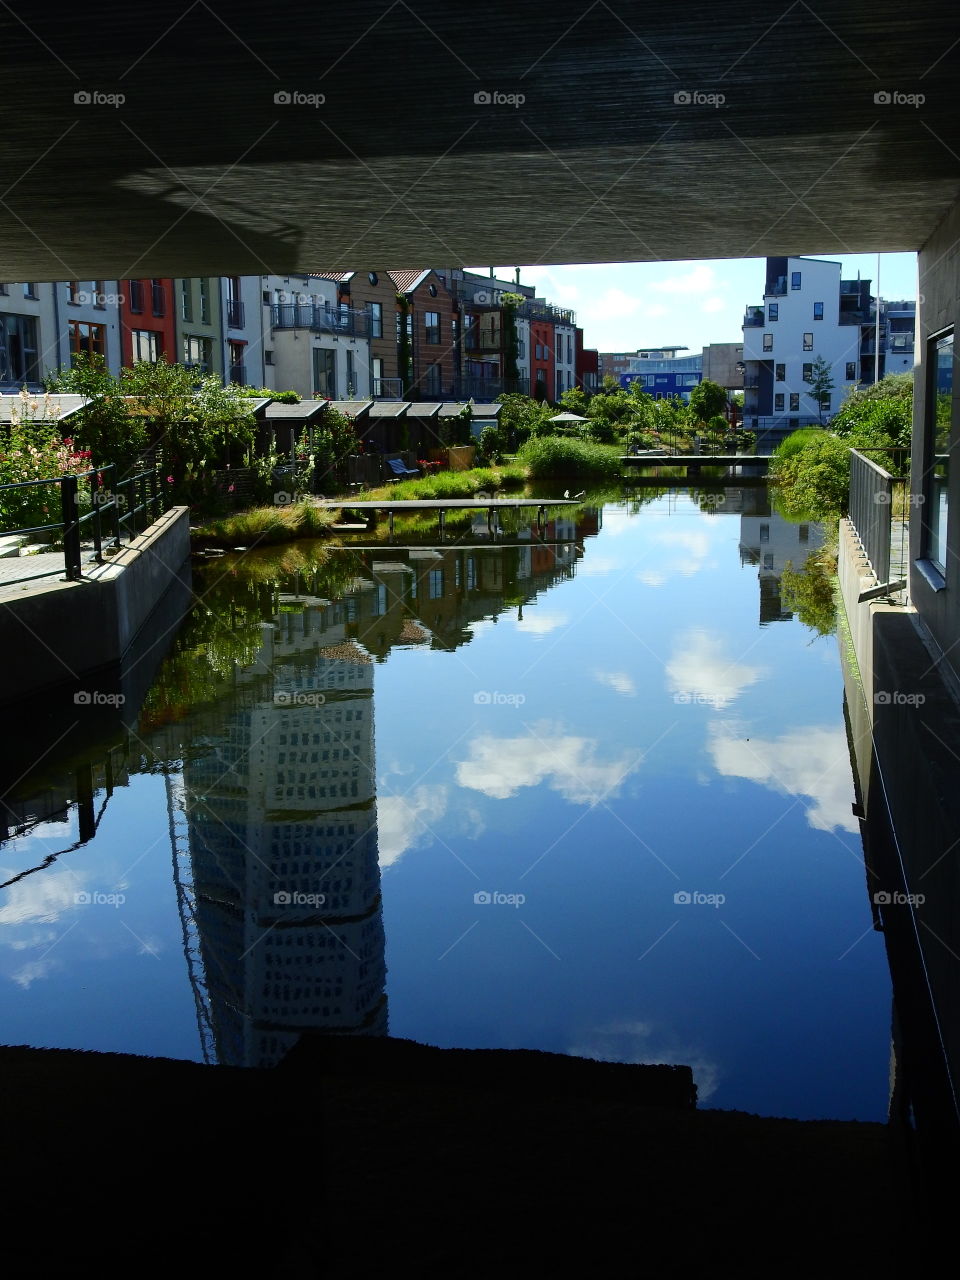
[221,274,266,387]
[554,321,575,397]
[262,273,371,400]
[1,279,124,387]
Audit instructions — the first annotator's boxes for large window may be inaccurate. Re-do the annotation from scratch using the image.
[313,347,336,399]
[768,303,779,322]
[774,393,784,411]
[199,278,210,324]
[789,392,800,411]
[128,280,144,313]
[183,335,211,373]
[425,362,442,396]
[69,320,105,364]
[791,271,802,289]
[0,314,39,383]
[775,363,785,382]
[802,363,813,381]
[151,279,166,316]
[180,279,192,322]
[131,329,160,362]
[845,362,856,380]
[345,348,355,395]
[424,311,440,344]
[924,330,953,574]
[369,301,382,338]
[763,333,773,352]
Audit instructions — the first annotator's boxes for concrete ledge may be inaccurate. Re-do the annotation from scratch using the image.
[0,506,190,705]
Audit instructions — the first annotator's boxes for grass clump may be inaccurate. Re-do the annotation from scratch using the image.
[194,501,337,546]
[518,437,624,484]
[362,464,527,502]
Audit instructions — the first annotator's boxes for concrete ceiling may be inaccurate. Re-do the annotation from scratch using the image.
[2,2,959,278]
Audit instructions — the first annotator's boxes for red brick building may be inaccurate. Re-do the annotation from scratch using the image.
[529,319,555,400]
[575,328,599,392]
[118,278,176,367]
[389,269,457,399]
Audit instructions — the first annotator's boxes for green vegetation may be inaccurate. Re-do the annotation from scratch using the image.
[807,356,835,424]
[781,541,840,637]
[194,501,337,546]
[361,464,527,502]
[770,372,914,520]
[518,436,624,484]
[0,392,94,531]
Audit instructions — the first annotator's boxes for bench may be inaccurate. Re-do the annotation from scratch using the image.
[386,457,419,479]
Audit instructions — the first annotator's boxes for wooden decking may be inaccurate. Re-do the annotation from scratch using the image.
[621,454,770,468]
[316,499,580,510]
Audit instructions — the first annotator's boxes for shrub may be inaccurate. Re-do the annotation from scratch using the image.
[518,436,623,484]
[194,501,336,546]
[770,433,851,519]
[0,396,93,532]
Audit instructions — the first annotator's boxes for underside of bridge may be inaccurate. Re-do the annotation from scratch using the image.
[2,2,959,278]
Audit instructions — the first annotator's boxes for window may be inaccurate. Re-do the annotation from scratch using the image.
[802,363,813,381]
[428,282,437,297]
[813,301,824,320]
[425,310,440,344]
[774,393,784,411]
[803,332,813,350]
[151,280,165,316]
[23,283,38,299]
[819,395,830,412]
[429,569,444,599]
[535,343,542,360]
[789,392,800,411]
[0,283,6,294]
[265,349,274,365]
[128,280,144,313]
[845,362,856,380]
[199,278,210,324]
[180,279,192,322]
[775,363,785,381]
[368,271,378,285]
[791,271,802,289]
[262,290,271,305]
[763,553,774,570]
[763,334,773,351]
[557,369,563,398]
[372,356,384,394]
[131,329,160,362]
[345,348,355,395]
[425,362,442,396]
[759,523,770,543]
[769,303,779,322]
[0,314,39,383]
[369,301,382,338]
[69,320,105,364]
[183,335,211,372]
[313,347,335,399]
[226,277,243,328]
[228,341,245,384]
[568,335,573,364]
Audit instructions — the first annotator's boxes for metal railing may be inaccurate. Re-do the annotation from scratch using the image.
[226,297,245,328]
[743,309,765,326]
[373,377,404,399]
[270,303,370,337]
[0,463,165,588]
[848,448,907,586]
[228,364,246,385]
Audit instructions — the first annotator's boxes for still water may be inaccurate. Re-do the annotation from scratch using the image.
[0,487,891,1119]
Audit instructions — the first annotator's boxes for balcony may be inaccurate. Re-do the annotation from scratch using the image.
[227,297,245,328]
[271,303,370,338]
[373,377,404,398]
[764,277,787,296]
[743,307,765,327]
[228,363,246,385]
[742,375,761,389]
[456,374,529,399]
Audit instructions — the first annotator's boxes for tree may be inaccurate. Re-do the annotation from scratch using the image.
[496,391,553,446]
[688,378,728,424]
[807,356,835,424]
[831,371,913,451]
[45,353,147,478]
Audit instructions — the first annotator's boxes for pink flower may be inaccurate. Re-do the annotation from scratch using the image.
[166,475,174,484]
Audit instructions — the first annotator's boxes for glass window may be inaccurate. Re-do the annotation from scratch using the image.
[22,283,38,299]
[924,330,952,573]
[0,313,40,383]
[345,349,355,395]
[813,301,824,320]
[369,301,382,338]
[803,332,813,350]
[845,362,856,380]
[791,271,802,289]
[774,393,784,411]
[131,329,160,362]
[789,392,800,411]
[763,334,773,352]
[775,363,785,381]
[425,311,440,344]
[183,335,210,372]
[803,363,813,381]
[180,279,192,322]
[69,320,105,364]
[199,278,210,324]
[128,280,144,313]
[769,303,779,322]
[429,569,444,599]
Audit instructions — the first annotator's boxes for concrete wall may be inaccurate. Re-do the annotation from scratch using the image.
[911,198,960,676]
[0,506,191,706]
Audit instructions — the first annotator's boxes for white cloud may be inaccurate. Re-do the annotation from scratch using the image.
[702,296,727,313]
[708,724,859,832]
[666,631,765,708]
[649,264,721,296]
[568,1019,719,1101]
[644,302,668,318]
[377,785,448,869]
[637,570,667,587]
[456,724,635,803]
[11,957,58,989]
[0,868,84,927]
[594,670,637,697]
[653,529,713,577]
[515,611,569,635]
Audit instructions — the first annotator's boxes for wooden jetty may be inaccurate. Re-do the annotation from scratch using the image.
[621,453,770,470]
[316,497,579,537]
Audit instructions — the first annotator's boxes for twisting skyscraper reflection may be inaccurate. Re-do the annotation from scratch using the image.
[183,591,386,1068]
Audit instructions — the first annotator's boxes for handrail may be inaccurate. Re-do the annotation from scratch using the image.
[0,462,165,587]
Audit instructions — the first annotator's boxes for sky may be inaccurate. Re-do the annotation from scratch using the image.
[470,254,918,356]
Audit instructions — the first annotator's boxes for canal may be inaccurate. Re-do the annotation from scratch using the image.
[0,485,892,1120]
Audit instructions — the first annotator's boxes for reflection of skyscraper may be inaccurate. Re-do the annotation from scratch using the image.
[739,512,825,625]
[184,599,386,1068]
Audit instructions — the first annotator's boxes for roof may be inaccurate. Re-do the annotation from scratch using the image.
[327,400,373,418]
[438,402,502,417]
[368,400,410,418]
[405,402,442,418]
[388,269,434,295]
[0,393,89,423]
[264,399,329,421]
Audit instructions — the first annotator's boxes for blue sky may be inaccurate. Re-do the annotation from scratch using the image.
[471,254,918,355]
